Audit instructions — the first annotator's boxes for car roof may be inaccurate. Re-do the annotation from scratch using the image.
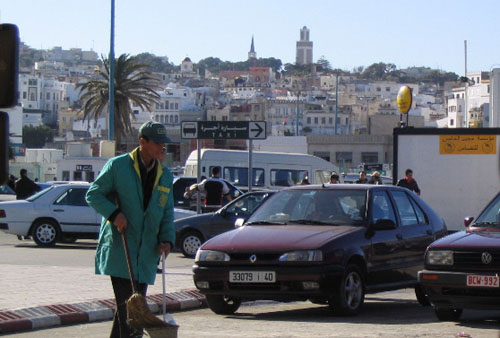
[283,184,393,191]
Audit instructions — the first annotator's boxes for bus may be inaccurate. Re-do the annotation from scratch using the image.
[184,149,338,190]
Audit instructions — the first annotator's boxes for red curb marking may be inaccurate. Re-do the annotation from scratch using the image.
[147,294,181,311]
[183,290,207,306]
[45,304,89,325]
[98,299,116,309]
[0,311,32,333]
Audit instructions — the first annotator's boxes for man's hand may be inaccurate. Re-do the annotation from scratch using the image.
[113,212,128,233]
[157,242,172,256]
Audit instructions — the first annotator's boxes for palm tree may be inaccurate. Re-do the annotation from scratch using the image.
[76,54,160,149]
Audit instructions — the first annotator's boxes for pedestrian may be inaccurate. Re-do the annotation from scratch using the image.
[329,173,340,184]
[300,176,310,185]
[187,166,232,212]
[355,171,368,184]
[368,171,383,185]
[15,169,40,200]
[7,174,16,192]
[86,121,175,338]
[397,168,421,196]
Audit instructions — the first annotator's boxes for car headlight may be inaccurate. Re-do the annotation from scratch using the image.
[426,250,453,265]
[195,250,230,262]
[279,250,323,262]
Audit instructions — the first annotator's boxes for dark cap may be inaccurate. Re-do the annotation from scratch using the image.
[139,121,171,143]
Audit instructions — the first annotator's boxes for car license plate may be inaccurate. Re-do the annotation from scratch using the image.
[466,274,499,288]
[229,271,275,283]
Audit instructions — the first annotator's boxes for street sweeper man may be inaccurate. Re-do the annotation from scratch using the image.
[87,121,175,337]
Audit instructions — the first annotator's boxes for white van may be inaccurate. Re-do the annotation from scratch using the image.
[184,149,338,190]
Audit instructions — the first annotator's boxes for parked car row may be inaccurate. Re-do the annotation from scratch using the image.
[189,183,500,322]
[0,183,195,247]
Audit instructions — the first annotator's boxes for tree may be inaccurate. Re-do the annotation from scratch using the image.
[76,54,161,148]
[23,125,54,148]
[317,56,332,73]
[134,53,175,73]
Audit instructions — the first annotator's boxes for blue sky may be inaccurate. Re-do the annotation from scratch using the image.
[2,0,499,74]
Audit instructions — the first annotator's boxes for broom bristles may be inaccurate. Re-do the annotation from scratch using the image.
[126,293,170,330]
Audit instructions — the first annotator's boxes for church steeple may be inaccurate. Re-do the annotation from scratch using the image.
[248,35,257,60]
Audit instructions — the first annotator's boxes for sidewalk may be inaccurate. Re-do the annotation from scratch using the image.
[0,264,206,334]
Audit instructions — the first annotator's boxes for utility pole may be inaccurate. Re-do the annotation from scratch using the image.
[334,73,339,134]
[464,40,468,128]
[108,0,115,141]
[295,90,300,136]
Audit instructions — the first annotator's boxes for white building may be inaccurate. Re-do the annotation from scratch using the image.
[490,68,500,127]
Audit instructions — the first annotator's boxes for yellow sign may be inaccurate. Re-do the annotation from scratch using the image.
[397,86,412,114]
[440,135,497,155]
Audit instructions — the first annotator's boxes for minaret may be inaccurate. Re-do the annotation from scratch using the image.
[296,26,313,65]
[248,36,257,60]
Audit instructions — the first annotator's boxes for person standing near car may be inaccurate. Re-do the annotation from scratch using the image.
[188,166,232,212]
[397,168,421,196]
[15,169,40,199]
[86,121,175,338]
[355,171,368,184]
[368,171,383,185]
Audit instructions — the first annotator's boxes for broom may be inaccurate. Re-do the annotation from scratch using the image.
[121,232,178,337]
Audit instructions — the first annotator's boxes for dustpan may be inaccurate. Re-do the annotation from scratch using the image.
[122,233,178,337]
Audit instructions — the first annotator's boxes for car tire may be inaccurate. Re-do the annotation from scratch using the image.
[329,264,365,315]
[32,219,59,247]
[206,295,241,315]
[180,231,204,258]
[434,307,463,321]
[414,284,431,306]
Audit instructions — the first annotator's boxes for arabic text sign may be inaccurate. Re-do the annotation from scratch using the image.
[440,135,497,155]
[182,121,266,140]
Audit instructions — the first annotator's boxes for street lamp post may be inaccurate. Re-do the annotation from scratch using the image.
[334,73,339,134]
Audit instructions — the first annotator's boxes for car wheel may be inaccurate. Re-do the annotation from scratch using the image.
[414,284,431,306]
[32,220,59,247]
[206,295,241,315]
[330,264,365,315]
[180,231,203,258]
[434,308,463,321]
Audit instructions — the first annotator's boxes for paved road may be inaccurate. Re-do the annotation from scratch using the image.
[8,291,500,338]
[0,233,196,311]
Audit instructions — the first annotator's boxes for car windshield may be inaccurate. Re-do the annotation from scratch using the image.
[247,189,367,226]
[473,193,500,228]
[26,185,56,201]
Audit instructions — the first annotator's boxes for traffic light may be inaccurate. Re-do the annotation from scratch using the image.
[0,24,19,184]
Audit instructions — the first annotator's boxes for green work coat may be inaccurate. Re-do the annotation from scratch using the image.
[86,147,175,285]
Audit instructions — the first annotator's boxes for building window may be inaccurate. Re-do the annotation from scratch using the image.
[46,93,51,100]
[321,117,326,124]
[23,92,27,99]
[329,117,333,124]
[361,152,378,163]
[336,152,353,165]
[314,117,318,124]
[170,103,174,110]
[175,115,178,123]
[175,103,179,109]
[307,117,311,124]
[314,151,330,162]
[211,116,216,121]
[386,87,390,92]
[376,87,381,92]
[450,119,454,126]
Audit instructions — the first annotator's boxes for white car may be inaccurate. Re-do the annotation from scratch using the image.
[0,185,16,202]
[0,184,195,247]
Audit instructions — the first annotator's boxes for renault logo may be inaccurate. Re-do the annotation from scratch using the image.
[249,254,257,263]
[481,252,493,265]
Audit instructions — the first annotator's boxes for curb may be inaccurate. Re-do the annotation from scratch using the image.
[0,289,206,334]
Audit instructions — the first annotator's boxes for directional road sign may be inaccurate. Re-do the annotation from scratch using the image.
[181,121,267,140]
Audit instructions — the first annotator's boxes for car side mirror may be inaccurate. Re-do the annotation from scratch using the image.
[464,216,474,227]
[235,218,245,228]
[372,219,397,230]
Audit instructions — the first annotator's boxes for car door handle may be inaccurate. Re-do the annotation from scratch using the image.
[53,209,65,212]
[396,234,403,240]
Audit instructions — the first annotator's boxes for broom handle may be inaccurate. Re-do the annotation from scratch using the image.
[121,232,138,294]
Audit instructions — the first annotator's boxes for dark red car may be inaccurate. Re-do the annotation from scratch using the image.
[419,191,500,321]
[193,184,447,315]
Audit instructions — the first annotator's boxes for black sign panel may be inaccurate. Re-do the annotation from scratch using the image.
[76,164,93,171]
[181,121,266,140]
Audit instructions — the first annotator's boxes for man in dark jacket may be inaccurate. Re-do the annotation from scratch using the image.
[15,169,40,200]
[397,168,421,196]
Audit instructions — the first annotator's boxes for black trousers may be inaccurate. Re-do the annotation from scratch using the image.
[110,276,148,338]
